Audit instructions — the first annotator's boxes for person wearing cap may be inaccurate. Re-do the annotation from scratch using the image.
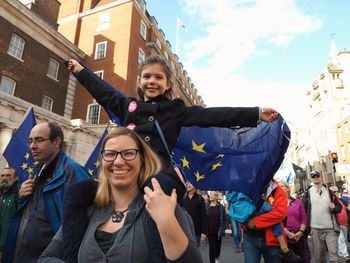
[302,170,342,262]
[329,185,350,260]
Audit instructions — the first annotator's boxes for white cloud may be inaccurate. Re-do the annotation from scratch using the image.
[178,0,321,126]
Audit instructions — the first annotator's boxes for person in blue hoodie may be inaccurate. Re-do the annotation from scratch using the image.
[2,122,89,263]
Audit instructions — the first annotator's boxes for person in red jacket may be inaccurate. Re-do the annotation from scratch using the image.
[243,180,290,263]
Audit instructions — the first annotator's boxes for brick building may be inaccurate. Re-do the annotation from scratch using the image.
[57,0,204,124]
[0,0,100,166]
[0,0,85,118]
[0,0,202,166]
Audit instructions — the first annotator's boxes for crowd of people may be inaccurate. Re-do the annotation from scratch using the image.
[1,54,349,263]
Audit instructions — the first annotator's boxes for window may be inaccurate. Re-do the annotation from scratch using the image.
[94,70,104,79]
[47,58,59,80]
[340,145,346,159]
[164,51,168,60]
[8,34,25,60]
[138,48,145,64]
[95,41,107,60]
[135,0,146,12]
[345,122,349,133]
[156,39,161,50]
[0,76,16,95]
[41,96,53,111]
[87,103,100,124]
[337,126,342,137]
[140,20,147,40]
[97,13,110,31]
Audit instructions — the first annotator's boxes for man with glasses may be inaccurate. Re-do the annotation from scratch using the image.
[302,170,342,263]
[0,167,18,261]
[2,122,89,263]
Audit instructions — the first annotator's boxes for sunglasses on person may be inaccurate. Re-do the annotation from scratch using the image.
[311,171,321,178]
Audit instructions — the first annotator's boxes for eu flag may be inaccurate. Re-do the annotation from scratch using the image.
[3,107,37,183]
[173,116,290,205]
[84,125,109,177]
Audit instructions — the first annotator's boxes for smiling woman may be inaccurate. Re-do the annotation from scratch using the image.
[38,127,202,263]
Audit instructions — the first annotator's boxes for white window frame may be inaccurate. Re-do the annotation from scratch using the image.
[345,122,350,133]
[138,48,145,64]
[95,41,107,60]
[135,0,146,12]
[47,58,59,80]
[156,39,161,50]
[87,103,101,124]
[41,95,53,112]
[0,76,16,95]
[340,145,346,159]
[97,13,110,32]
[140,20,147,40]
[7,33,25,61]
[164,51,168,60]
[94,70,104,79]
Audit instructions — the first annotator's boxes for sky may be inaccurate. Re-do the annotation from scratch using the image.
[146,0,350,128]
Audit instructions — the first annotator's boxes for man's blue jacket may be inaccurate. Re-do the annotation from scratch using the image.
[2,150,89,263]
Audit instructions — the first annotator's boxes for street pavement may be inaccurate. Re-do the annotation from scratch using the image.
[199,234,350,263]
[199,234,244,263]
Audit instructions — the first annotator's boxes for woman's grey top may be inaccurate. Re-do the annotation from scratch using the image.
[38,192,202,263]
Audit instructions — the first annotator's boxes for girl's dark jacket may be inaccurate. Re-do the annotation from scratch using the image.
[77,68,260,163]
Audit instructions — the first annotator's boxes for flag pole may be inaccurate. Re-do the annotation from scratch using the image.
[175,17,180,55]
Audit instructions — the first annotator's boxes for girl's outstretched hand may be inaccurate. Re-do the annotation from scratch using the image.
[67,59,84,74]
[259,107,279,123]
[143,178,177,224]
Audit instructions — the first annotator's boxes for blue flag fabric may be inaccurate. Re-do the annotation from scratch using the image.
[172,116,290,205]
[67,63,290,204]
[3,107,37,183]
[84,125,109,177]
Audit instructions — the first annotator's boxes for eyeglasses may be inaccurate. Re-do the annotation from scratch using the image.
[101,149,139,162]
[27,137,51,147]
[311,172,321,178]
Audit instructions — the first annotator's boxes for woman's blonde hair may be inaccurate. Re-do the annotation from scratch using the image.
[95,127,162,207]
[136,55,175,100]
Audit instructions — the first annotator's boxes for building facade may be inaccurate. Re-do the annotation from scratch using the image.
[294,40,350,189]
[0,0,100,166]
[1,0,202,167]
[57,0,204,124]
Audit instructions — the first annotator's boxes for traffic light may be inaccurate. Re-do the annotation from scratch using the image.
[330,152,338,163]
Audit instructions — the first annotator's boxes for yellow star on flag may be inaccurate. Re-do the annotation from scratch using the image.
[94,160,100,168]
[180,156,190,169]
[216,154,224,158]
[88,169,94,176]
[194,171,205,182]
[24,153,30,160]
[192,140,206,153]
[34,161,39,165]
[21,163,28,170]
[211,162,223,171]
[27,167,34,174]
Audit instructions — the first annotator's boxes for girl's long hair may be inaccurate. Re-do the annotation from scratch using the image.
[95,127,162,207]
